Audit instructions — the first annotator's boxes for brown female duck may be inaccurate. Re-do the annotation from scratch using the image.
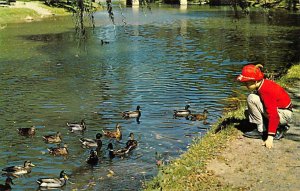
[102,123,122,140]
[17,127,36,136]
[43,132,62,143]
[48,144,69,156]
[189,109,209,121]
[2,160,35,177]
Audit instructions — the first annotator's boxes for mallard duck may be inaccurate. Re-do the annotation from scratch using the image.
[0,177,14,191]
[125,133,138,151]
[2,160,35,177]
[48,144,69,156]
[189,109,209,121]
[107,143,130,159]
[173,105,191,118]
[43,132,62,143]
[37,170,68,188]
[17,127,36,136]
[67,119,86,132]
[102,123,122,140]
[79,133,102,150]
[86,149,99,165]
[101,39,110,45]
[121,105,141,119]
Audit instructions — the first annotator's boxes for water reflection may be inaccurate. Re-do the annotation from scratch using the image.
[0,5,299,191]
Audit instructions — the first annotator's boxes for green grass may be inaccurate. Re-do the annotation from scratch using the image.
[38,2,71,15]
[0,1,70,24]
[278,64,300,88]
[0,7,40,24]
[144,63,300,191]
[144,107,246,191]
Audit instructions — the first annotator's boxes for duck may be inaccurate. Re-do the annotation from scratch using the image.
[189,109,209,121]
[0,177,13,191]
[102,123,122,140]
[101,39,110,45]
[37,170,68,189]
[86,149,99,165]
[43,132,62,143]
[79,133,102,150]
[121,105,141,119]
[48,144,69,156]
[107,143,130,159]
[17,127,36,136]
[2,160,35,177]
[125,133,138,151]
[173,105,191,118]
[67,119,86,132]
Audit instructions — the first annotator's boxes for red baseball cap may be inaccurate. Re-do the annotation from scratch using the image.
[237,64,264,82]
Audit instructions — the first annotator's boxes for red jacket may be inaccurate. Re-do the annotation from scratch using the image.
[257,79,292,135]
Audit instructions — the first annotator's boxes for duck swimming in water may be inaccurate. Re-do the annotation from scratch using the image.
[48,144,69,156]
[102,123,122,140]
[189,109,209,121]
[86,149,99,165]
[43,132,62,143]
[17,127,36,136]
[0,177,14,191]
[37,170,68,189]
[121,105,141,119]
[79,133,102,150]
[125,133,138,152]
[67,119,86,132]
[173,105,191,119]
[2,160,35,177]
[107,143,130,159]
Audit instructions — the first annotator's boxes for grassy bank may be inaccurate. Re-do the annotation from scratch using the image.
[144,63,300,190]
[0,7,39,24]
[0,1,70,24]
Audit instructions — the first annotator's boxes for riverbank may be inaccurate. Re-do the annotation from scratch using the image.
[0,1,70,24]
[144,64,300,190]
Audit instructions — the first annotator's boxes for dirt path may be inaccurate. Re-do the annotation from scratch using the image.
[207,81,300,191]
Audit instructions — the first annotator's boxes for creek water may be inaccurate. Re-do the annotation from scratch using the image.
[0,5,299,191]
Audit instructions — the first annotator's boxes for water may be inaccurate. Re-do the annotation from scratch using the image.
[0,5,299,190]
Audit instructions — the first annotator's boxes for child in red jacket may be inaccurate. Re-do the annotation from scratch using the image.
[237,64,293,149]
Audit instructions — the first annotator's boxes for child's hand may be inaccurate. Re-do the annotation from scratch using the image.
[263,136,274,149]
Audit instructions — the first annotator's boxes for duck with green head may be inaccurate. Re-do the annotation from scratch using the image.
[107,143,130,159]
[173,105,191,119]
[67,119,86,132]
[86,149,99,165]
[122,105,141,119]
[125,133,138,152]
[37,170,68,189]
[79,133,102,150]
[2,160,35,177]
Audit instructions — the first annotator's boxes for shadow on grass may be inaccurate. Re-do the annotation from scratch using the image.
[214,117,256,134]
